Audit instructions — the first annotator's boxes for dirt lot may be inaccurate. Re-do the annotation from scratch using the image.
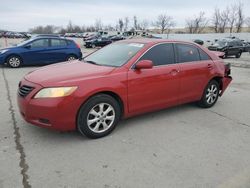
[1,38,250,188]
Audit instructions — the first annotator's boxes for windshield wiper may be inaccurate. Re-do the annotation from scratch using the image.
[85,60,99,65]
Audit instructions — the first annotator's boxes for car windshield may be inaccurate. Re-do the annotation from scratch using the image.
[214,40,228,47]
[84,43,144,67]
[16,38,34,47]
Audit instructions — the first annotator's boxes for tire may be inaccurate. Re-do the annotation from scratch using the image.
[198,80,220,108]
[67,55,77,61]
[222,53,227,59]
[235,51,242,58]
[91,44,96,48]
[77,94,121,139]
[7,55,22,68]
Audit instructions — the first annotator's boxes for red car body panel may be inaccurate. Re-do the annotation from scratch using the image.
[17,39,232,131]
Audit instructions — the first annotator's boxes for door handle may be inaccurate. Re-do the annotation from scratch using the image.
[208,64,213,69]
[170,69,180,75]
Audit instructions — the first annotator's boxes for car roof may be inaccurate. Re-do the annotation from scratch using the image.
[32,36,68,40]
[117,38,198,46]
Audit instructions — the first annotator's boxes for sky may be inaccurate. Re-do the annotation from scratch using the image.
[0,0,250,31]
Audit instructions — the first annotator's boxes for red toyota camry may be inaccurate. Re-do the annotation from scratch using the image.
[17,39,232,138]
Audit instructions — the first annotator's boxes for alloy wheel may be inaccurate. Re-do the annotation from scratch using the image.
[206,84,218,104]
[9,57,21,67]
[68,56,76,61]
[87,103,115,133]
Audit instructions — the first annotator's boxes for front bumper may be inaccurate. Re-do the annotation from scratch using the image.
[17,79,79,131]
[0,54,6,65]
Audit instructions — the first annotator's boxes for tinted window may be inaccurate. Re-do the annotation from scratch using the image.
[199,49,211,61]
[177,44,200,63]
[139,43,175,66]
[51,39,67,47]
[30,39,49,48]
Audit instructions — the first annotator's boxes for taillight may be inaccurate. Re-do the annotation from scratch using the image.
[225,63,231,76]
[75,42,81,49]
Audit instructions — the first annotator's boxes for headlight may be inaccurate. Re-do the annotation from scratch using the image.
[34,87,77,98]
[0,49,8,54]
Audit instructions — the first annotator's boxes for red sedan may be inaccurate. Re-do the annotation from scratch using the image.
[17,39,232,138]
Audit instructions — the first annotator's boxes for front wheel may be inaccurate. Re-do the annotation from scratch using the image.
[7,55,22,68]
[77,94,121,139]
[198,80,220,108]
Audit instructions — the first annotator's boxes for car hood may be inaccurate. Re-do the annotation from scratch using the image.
[210,51,225,58]
[0,46,18,51]
[24,60,116,87]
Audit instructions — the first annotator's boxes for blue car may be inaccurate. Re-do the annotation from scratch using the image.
[0,37,82,68]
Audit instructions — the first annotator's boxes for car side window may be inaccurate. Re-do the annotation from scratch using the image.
[177,44,200,63]
[30,39,49,48]
[51,39,67,47]
[199,49,211,61]
[139,43,175,66]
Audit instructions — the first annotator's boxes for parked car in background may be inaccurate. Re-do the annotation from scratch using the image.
[109,35,126,42]
[0,37,82,68]
[84,37,112,48]
[208,38,244,58]
[33,34,61,38]
[83,34,98,41]
[193,39,204,46]
[242,41,250,52]
[17,39,232,138]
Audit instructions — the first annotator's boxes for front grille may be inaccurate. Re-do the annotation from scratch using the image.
[18,85,34,97]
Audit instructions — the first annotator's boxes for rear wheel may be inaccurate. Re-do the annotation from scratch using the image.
[77,94,121,139]
[235,51,242,58]
[198,80,220,108]
[67,55,77,61]
[7,55,22,68]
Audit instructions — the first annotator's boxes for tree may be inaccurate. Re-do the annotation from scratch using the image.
[133,16,138,30]
[66,20,74,33]
[141,19,149,31]
[218,8,229,33]
[186,11,208,34]
[118,19,124,32]
[235,2,244,33]
[95,19,103,31]
[212,8,220,33]
[228,4,238,33]
[154,14,175,34]
[29,25,57,34]
[245,17,250,31]
[124,17,129,31]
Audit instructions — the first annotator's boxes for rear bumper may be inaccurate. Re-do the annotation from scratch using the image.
[220,76,232,96]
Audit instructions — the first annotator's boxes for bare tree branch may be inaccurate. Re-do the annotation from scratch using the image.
[154,14,175,34]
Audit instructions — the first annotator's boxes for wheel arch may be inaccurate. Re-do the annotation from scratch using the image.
[210,76,223,91]
[76,90,125,126]
[5,53,23,64]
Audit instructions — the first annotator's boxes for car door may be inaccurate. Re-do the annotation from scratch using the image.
[47,39,68,63]
[22,38,50,64]
[127,43,180,114]
[176,43,212,103]
[227,41,238,55]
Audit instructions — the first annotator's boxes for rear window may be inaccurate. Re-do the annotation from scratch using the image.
[177,44,200,63]
[51,39,67,47]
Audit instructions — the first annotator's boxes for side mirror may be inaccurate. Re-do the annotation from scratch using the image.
[135,60,153,70]
[24,44,31,49]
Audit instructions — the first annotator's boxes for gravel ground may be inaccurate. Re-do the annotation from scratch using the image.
[0,38,250,188]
